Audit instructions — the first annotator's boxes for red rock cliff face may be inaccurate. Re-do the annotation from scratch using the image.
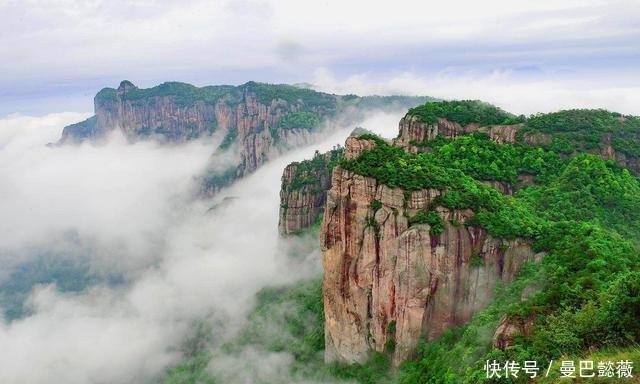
[320,138,536,366]
[393,114,522,150]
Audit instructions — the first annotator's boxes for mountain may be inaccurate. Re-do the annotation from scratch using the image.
[276,100,640,381]
[60,80,431,192]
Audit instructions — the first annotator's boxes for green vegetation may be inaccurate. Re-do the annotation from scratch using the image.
[216,279,391,384]
[409,102,640,166]
[94,81,338,110]
[163,323,217,384]
[278,111,322,130]
[232,279,325,365]
[341,135,542,239]
[534,347,640,384]
[234,279,392,383]
[217,129,238,151]
[95,82,236,108]
[243,81,337,108]
[0,255,124,321]
[284,147,343,192]
[123,82,235,107]
[201,166,238,192]
[519,109,640,157]
[370,199,383,212]
[408,100,525,126]
[162,352,216,384]
[94,88,117,104]
[408,210,445,236]
[412,132,564,185]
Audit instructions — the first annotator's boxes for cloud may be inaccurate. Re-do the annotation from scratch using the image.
[1,0,638,114]
[0,107,408,383]
[311,68,640,115]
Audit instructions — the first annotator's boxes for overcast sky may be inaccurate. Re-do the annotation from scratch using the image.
[1,0,639,115]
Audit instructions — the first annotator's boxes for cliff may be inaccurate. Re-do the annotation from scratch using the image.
[320,137,537,365]
[60,81,339,144]
[393,114,522,149]
[278,148,343,235]
[61,81,341,190]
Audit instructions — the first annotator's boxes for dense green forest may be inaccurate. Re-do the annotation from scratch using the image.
[408,100,525,126]
[94,81,338,109]
[409,100,640,162]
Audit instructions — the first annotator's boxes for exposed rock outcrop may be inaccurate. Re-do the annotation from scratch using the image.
[278,129,378,235]
[279,148,343,235]
[321,137,536,366]
[492,315,535,349]
[393,115,522,150]
[394,113,640,174]
[601,133,640,174]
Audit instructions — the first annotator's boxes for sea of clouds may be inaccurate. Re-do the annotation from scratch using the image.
[0,109,402,383]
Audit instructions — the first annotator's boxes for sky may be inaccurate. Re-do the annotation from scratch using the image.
[1,0,639,115]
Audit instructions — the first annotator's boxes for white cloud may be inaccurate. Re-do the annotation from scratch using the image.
[311,68,640,115]
[0,107,407,383]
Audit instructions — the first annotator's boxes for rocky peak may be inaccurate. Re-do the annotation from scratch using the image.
[58,80,344,192]
[319,113,542,366]
[117,80,137,93]
[344,136,378,160]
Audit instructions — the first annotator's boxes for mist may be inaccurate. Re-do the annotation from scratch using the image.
[0,109,403,383]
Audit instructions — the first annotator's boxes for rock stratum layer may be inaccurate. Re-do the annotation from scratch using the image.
[321,137,537,366]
